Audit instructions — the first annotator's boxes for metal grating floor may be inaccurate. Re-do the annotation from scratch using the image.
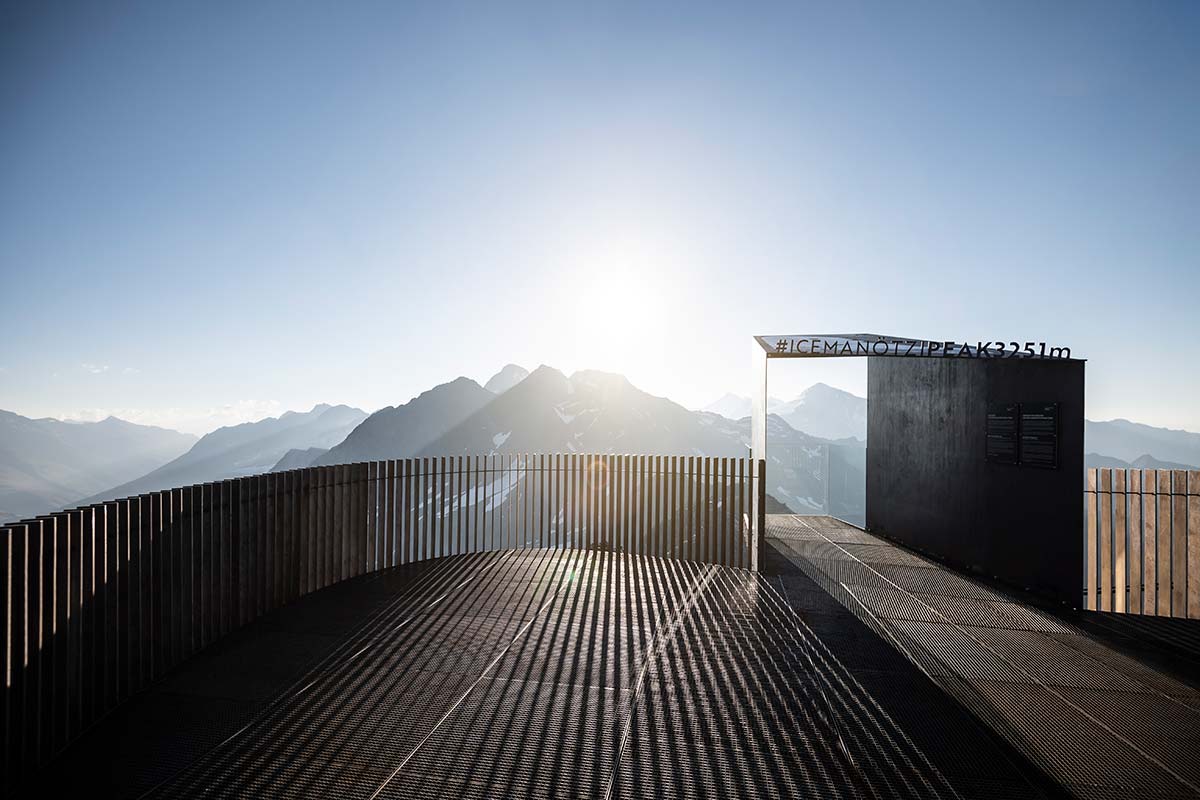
[34,544,1072,799]
[770,514,1200,800]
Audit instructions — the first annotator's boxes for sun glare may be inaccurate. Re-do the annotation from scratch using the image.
[565,238,677,371]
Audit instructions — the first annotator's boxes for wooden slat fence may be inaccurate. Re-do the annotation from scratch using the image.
[1085,467,1200,617]
[0,454,766,786]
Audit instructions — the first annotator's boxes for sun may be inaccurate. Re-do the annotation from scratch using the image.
[565,240,673,366]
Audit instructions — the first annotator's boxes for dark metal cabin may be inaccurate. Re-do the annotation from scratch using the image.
[751,333,1084,604]
[865,355,1084,604]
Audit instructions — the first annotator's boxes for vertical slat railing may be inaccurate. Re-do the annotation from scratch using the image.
[1086,467,1198,617]
[1,453,765,788]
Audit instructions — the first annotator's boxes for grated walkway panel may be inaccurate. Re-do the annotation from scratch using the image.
[35,545,1058,799]
[770,514,1200,800]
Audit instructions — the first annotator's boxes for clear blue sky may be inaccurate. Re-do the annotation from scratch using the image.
[2,2,1198,434]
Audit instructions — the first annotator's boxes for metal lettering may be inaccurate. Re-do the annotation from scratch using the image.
[761,336,1072,359]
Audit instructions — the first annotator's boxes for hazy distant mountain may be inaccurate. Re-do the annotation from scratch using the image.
[700,393,784,420]
[272,447,329,471]
[1085,453,1135,470]
[1086,419,1200,467]
[80,404,366,504]
[700,393,789,420]
[314,377,493,465]
[484,364,529,395]
[702,384,866,442]
[1084,452,1197,471]
[773,383,866,442]
[702,393,749,420]
[0,411,196,522]
[1129,453,1194,470]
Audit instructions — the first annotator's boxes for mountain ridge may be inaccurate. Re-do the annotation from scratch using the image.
[10,369,1197,521]
[1,410,197,522]
[1084,452,1197,471]
[78,404,366,505]
[1084,418,1200,467]
[701,383,867,441]
[312,377,494,466]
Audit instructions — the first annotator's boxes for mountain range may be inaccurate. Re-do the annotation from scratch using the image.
[77,404,367,506]
[700,393,778,422]
[701,384,867,442]
[299,365,816,463]
[418,366,754,458]
[4,365,1198,523]
[704,391,1199,470]
[1083,419,1200,468]
[299,365,845,516]
[1083,452,1197,471]
[311,378,495,466]
[0,412,196,522]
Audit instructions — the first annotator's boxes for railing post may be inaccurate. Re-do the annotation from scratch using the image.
[1099,469,1112,611]
[1187,470,1200,619]
[1085,468,1097,610]
[5,524,28,785]
[754,458,766,572]
[2,525,17,786]
[1172,470,1188,618]
[1145,470,1158,615]
[1115,470,1127,613]
[736,458,745,569]
[1128,470,1142,615]
[1188,470,1200,620]
[1157,470,1171,616]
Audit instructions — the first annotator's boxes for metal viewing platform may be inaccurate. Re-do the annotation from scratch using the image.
[38,545,1055,799]
[5,450,1199,798]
